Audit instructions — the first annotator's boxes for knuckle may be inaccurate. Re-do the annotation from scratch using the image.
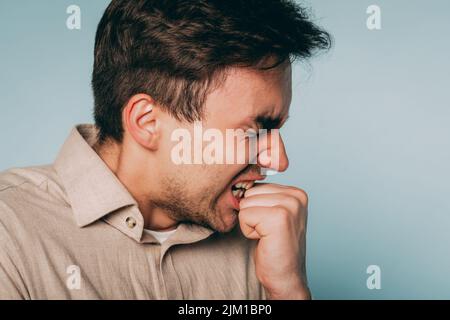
[291,187,309,204]
[273,206,291,222]
[288,196,302,212]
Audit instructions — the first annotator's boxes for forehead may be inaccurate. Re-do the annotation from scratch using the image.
[203,62,292,127]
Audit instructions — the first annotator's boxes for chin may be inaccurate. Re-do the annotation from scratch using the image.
[211,209,239,233]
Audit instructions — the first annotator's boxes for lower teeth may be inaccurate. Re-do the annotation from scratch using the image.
[232,188,245,198]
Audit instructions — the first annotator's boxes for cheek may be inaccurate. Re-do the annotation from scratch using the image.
[212,164,238,183]
[191,165,232,196]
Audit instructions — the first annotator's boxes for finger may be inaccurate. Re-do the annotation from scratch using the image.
[245,183,308,204]
[244,183,288,197]
[239,221,260,240]
[239,192,302,214]
[238,206,288,239]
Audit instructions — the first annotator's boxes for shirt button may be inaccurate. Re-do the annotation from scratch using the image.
[126,217,137,229]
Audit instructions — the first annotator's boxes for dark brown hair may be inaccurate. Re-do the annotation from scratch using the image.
[92,0,331,143]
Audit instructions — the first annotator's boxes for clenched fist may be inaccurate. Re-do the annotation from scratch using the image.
[238,183,310,300]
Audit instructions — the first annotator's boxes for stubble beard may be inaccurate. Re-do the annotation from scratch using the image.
[150,175,235,233]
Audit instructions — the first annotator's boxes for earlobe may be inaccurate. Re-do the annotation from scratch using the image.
[123,94,159,150]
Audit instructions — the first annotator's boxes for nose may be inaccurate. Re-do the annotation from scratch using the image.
[257,130,289,173]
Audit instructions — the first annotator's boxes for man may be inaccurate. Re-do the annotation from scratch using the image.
[0,0,330,299]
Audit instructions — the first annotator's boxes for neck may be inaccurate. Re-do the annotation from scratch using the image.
[93,139,179,232]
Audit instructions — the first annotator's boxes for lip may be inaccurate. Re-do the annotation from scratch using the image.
[229,188,241,210]
[230,173,267,188]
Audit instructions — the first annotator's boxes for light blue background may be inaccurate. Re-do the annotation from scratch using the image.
[1,0,449,299]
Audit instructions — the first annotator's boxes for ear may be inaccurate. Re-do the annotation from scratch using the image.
[123,94,160,150]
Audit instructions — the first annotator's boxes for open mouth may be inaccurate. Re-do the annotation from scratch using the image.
[231,181,255,201]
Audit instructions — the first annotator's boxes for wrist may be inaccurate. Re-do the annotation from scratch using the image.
[265,283,311,300]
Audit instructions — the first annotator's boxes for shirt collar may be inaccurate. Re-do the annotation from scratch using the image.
[54,125,137,228]
[53,124,215,244]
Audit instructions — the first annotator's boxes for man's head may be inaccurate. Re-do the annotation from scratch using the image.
[92,0,331,232]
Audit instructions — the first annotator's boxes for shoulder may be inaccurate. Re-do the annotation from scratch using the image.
[0,164,66,202]
[0,165,59,193]
[0,165,68,240]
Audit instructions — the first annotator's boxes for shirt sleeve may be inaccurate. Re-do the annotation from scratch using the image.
[0,202,29,300]
[0,254,25,299]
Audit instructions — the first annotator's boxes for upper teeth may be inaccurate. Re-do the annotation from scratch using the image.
[233,181,253,190]
[232,181,254,199]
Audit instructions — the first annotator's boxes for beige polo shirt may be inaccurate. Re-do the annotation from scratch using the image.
[0,125,266,300]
